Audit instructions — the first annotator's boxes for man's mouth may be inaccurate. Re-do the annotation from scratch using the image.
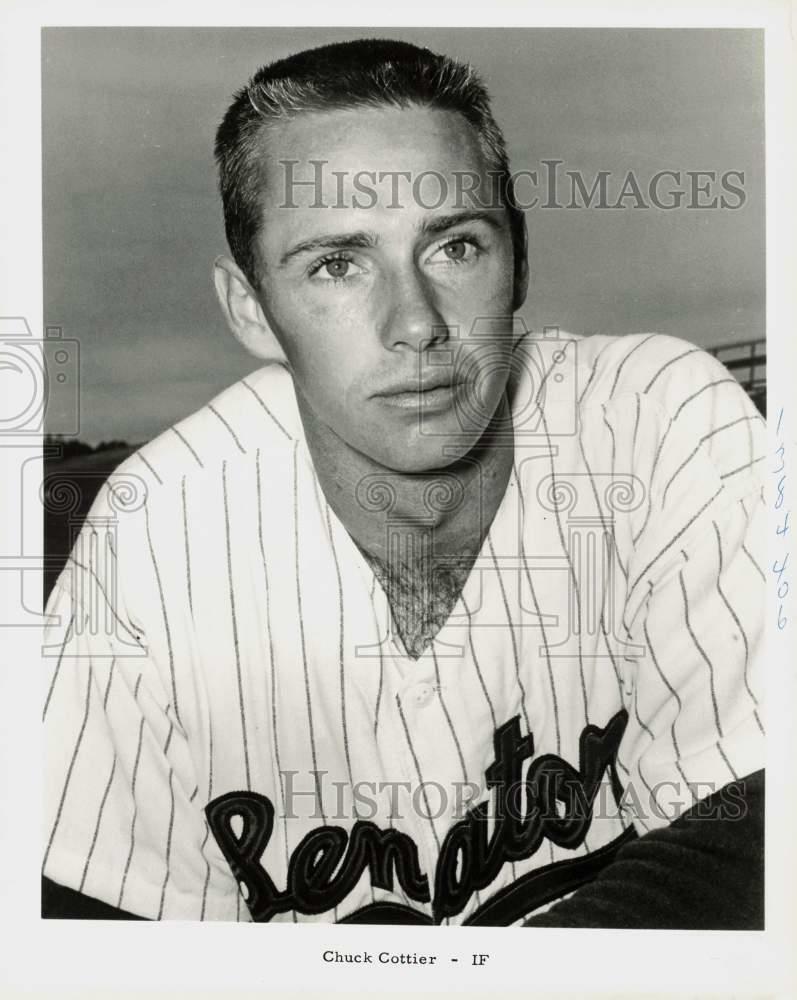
[374,374,467,412]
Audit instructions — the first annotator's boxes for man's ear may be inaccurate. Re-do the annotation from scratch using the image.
[512,213,529,312]
[213,255,288,363]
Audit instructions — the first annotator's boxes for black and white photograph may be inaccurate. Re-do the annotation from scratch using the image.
[1,4,795,997]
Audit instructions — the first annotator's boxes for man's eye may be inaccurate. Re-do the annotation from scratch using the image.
[310,255,364,281]
[428,238,480,266]
[443,240,468,261]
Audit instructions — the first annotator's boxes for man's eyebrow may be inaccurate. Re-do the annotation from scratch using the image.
[280,231,376,265]
[419,210,504,237]
[278,210,503,266]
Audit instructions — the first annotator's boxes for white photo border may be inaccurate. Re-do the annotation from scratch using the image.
[0,0,794,995]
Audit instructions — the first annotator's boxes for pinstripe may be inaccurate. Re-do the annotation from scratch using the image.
[293,444,325,821]
[322,500,376,920]
[711,522,764,734]
[493,473,558,864]
[714,740,739,781]
[199,716,214,921]
[628,485,724,601]
[739,499,766,581]
[662,415,762,508]
[602,404,616,486]
[615,754,632,782]
[181,476,193,617]
[641,620,682,754]
[631,686,657,786]
[601,409,629,588]
[171,426,204,468]
[716,742,739,781]
[632,416,674,546]
[241,379,293,441]
[489,512,564,856]
[673,377,738,421]
[255,449,295,920]
[578,338,613,404]
[222,460,251,790]
[744,400,755,468]
[207,715,214,800]
[103,658,116,709]
[599,611,625,701]
[323,503,370,905]
[430,647,468,785]
[642,618,692,794]
[137,450,163,485]
[143,502,178,723]
[157,768,176,919]
[430,638,490,902]
[163,717,174,755]
[199,827,212,921]
[396,695,441,852]
[64,555,143,647]
[208,403,247,454]
[512,465,560,754]
[538,406,588,720]
[721,454,765,480]
[587,409,628,586]
[189,785,198,803]
[78,757,117,893]
[643,346,701,394]
[372,611,385,738]
[609,333,658,399]
[632,392,641,458]
[324,506,353,788]
[679,570,723,739]
[363,580,389,786]
[613,749,633,837]
[118,676,145,909]
[487,536,540,735]
[576,418,614,538]
[43,610,75,721]
[594,570,629,832]
[43,664,94,870]
[459,590,496,732]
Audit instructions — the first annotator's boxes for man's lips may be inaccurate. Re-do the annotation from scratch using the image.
[374,374,465,397]
[373,374,469,412]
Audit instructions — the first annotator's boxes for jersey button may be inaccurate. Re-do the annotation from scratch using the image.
[413,683,434,706]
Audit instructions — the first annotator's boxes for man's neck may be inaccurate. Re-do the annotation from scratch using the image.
[296,392,515,565]
[296,393,514,658]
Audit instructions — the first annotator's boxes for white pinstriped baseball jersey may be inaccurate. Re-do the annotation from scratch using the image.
[43,331,766,924]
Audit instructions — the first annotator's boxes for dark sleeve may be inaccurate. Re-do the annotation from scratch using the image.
[42,876,148,920]
[524,769,764,929]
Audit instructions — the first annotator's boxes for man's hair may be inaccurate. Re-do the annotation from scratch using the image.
[215,38,524,288]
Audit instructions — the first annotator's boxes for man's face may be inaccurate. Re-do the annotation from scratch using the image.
[253,105,521,472]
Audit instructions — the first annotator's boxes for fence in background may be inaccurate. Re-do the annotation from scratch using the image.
[706,337,766,416]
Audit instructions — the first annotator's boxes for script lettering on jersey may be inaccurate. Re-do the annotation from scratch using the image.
[205,708,630,925]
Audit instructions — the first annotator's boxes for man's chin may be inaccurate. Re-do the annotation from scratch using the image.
[365,430,480,474]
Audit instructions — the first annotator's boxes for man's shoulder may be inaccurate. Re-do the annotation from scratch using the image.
[512,329,734,426]
[573,332,743,415]
[569,332,765,505]
[113,363,300,493]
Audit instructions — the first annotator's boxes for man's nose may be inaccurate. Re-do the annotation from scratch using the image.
[379,268,450,352]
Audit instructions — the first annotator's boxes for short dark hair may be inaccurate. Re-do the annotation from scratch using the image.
[215,38,524,288]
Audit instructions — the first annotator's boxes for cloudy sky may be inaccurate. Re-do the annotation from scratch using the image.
[42,27,764,444]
